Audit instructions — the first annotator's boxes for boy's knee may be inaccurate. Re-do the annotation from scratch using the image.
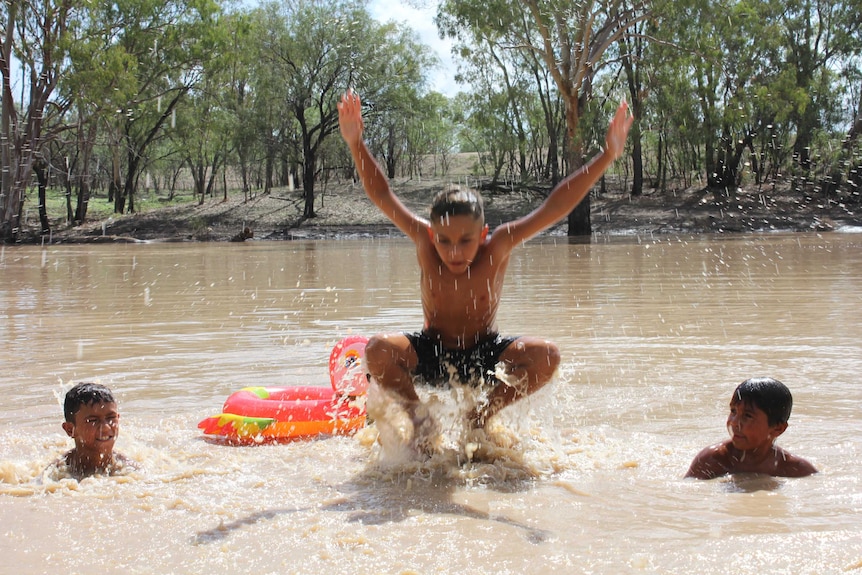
[545,342,561,371]
[364,335,386,371]
[365,334,391,361]
[364,333,408,374]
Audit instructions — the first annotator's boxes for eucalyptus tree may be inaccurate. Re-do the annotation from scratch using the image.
[781,0,862,174]
[221,12,261,198]
[0,0,79,241]
[638,44,703,189]
[402,92,458,178]
[617,1,648,196]
[438,0,649,235]
[257,0,370,217]
[650,0,806,193]
[454,35,535,182]
[61,13,143,224]
[416,91,458,177]
[176,77,235,204]
[525,54,567,184]
[845,81,862,195]
[77,0,221,215]
[257,0,431,219]
[357,23,435,180]
[459,87,521,184]
[171,12,246,204]
[245,9,292,194]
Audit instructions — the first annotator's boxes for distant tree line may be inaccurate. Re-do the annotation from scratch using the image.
[2,0,860,241]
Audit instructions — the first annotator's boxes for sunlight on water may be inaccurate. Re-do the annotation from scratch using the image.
[1,235,861,573]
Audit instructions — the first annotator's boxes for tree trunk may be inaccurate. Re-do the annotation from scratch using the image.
[109,136,121,204]
[74,121,97,224]
[621,27,644,196]
[64,156,75,222]
[630,122,643,196]
[564,97,591,236]
[385,124,397,179]
[75,179,91,224]
[34,161,51,236]
[303,148,316,218]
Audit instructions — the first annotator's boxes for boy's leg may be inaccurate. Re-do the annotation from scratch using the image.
[470,336,560,428]
[364,332,419,401]
[364,332,440,454]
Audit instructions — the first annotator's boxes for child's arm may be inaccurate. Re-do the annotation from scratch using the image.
[490,100,634,247]
[338,90,427,241]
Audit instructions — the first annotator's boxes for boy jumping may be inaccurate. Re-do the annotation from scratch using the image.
[338,89,632,436]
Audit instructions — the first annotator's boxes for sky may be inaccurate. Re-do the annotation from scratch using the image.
[367,0,460,97]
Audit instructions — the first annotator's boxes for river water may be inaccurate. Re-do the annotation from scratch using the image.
[1,233,860,574]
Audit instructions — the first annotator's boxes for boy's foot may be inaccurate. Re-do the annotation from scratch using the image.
[463,425,521,463]
[367,382,441,460]
[408,402,442,458]
[466,405,489,430]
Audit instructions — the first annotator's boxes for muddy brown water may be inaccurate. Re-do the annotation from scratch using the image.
[1,233,860,574]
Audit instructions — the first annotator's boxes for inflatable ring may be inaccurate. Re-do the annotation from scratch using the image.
[198,336,368,443]
[329,334,369,395]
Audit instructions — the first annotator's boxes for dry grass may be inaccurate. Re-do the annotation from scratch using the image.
[26,156,862,243]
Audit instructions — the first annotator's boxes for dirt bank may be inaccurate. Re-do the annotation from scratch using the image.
[26,177,862,244]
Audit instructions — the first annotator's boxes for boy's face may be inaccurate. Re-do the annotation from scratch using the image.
[725,399,786,451]
[429,215,488,275]
[62,401,120,459]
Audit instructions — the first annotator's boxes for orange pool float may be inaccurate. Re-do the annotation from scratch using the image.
[198,336,368,443]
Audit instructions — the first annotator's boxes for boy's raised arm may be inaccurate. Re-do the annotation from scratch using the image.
[337,90,425,240]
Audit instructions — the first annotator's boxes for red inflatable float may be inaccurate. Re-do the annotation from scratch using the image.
[198,336,368,443]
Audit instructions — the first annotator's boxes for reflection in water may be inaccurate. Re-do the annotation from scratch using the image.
[324,473,552,544]
[0,234,861,573]
[192,506,312,545]
[723,473,784,493]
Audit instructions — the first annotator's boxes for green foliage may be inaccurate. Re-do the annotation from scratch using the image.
[10,0,862,241]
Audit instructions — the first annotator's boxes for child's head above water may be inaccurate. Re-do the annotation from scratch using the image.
[685,376,817,479]
[732,377,792,427]
[430,186,484,224]
[59,382,125,479]
[64,382,117,423]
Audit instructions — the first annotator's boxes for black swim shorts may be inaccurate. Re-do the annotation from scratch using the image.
[405,331,518,387]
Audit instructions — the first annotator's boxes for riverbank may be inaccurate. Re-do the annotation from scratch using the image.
[24,176,862,243]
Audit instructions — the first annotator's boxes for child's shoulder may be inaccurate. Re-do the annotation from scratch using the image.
[695,440,733,460]
[108,451,140,476]
[39,450,139,482]
[686,440,734,479]
[39,450,74,483]
[773,447,818,478]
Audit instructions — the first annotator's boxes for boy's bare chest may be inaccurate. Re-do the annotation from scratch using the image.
[420,263,505,317]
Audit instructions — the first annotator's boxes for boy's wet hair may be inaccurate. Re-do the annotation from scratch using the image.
[732,377,793,426]
[64,382,116,422]
[430,186,484,222]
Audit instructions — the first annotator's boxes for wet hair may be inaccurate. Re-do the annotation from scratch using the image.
[430,186,484,223]
[64,382,116,422]
[732,377,793,426]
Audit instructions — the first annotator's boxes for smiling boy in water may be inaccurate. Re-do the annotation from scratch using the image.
[685,377,818,479]
[49,382,136,480]
[337,89,632,444]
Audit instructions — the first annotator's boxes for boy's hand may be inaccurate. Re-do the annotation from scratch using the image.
[338,89,364,148]
[605,99,634,160]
